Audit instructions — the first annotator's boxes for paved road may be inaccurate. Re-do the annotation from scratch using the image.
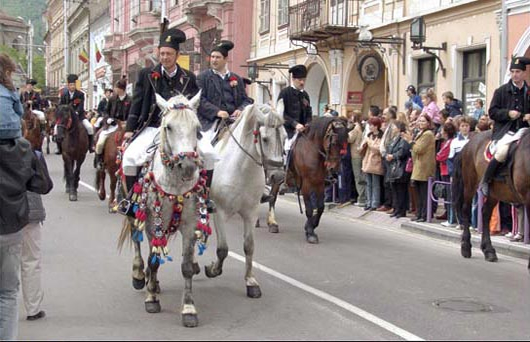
[18,154,530,340]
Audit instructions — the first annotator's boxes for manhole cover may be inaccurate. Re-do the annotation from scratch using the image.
[433,298,493,313]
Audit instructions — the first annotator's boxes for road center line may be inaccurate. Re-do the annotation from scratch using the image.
[228,251,423,341]
[78,180,422,340]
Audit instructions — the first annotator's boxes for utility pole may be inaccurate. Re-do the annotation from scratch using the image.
[64,0,69,79]
[28,20,33,78]
[500,0,508,83]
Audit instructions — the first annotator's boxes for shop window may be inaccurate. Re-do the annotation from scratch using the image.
[462,49,486,114]
[260,0,270,34]
[417,57,435,94]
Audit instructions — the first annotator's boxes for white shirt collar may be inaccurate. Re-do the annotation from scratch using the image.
[291,85,304,93]
[69,91,75,98]
[212,68,230,79]
[119,94,126,101]
[161,65,178,78]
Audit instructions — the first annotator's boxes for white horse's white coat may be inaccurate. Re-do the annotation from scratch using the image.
[208,102,285,293]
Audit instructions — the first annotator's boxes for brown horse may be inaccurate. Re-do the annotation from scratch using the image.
[55,105,89,201]
[22,105,43,151]
[44,107,56,155]
[452,129,530,270]
[285,116,349,243]
[95,123,125,213]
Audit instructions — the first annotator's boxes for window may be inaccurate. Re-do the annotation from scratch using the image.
[278,0,289,28]
[130,0,140,28]
[417,57,435,94]
[150,0,161,12]
[330,0,345,26]
[462,49,486,114]
[114,0,123,32]
[260,0,270,34]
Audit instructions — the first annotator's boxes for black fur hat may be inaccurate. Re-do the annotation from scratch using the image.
[510,56,530,71]
[66,74,78,84]
[211,40,234,58]
[289,65,307,79]
[159,28,186,51]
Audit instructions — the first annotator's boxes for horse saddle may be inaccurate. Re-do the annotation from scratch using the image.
[485,140,519,181]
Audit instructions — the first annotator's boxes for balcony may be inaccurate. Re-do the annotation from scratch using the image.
[183,0,232,17]
[289,0,361,43]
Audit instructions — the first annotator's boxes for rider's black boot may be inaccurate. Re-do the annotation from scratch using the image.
[480,159,501,197]
[94,153,103,169]
[125,175,137,194]
[88,134,95,153]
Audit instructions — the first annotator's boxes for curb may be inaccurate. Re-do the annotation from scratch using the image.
[401,221,530,260]
[277,194,530,261]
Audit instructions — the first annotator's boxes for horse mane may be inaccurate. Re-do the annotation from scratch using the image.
[304,116,338,141]
[165,94,201,130]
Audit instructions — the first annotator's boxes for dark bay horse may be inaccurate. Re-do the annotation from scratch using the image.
[95,123,124,212]
[285,116,349,243]
[22,106,43,151]
[452,129,530,270]
[44,107,56,154]
[55,105,89,201]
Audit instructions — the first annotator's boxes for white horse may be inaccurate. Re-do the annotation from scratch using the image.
[205,101,286,298]
[118,91,208,327]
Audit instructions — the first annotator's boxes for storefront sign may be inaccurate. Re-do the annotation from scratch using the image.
[347,91,363,105]
[358,54,382,83]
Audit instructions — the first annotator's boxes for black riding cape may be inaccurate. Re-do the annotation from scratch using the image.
[488,81,530,141]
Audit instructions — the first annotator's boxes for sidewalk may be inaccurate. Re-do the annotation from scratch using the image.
[279,194,530,260]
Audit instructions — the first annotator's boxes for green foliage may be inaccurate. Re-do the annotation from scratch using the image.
[0,44,45,86]
[0,0,48,45]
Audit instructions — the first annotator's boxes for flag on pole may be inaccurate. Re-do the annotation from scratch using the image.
[79,48,89,63]
[95,43,102,63]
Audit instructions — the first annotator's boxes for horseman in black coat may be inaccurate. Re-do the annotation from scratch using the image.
[278,64,313,147]
[480,56,530,196]
[20,79,42,111]
[196,40,253,134]
[94,78,132,168]
[59,74,94,153]
[122,28,199,192]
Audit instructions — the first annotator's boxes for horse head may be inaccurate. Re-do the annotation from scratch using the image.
[254,100,287,185]
[54,105,74,145]
[154,91,202,182]
[307,117,348,173]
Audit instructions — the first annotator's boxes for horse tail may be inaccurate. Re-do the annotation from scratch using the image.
[117,217,133,252]
[451,152,464,220]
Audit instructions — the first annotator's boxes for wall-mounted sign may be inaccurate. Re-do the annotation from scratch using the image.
[358,54,383,83]
[347,91,363,105]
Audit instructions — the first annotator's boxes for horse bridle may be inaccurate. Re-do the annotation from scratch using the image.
[158,103,201,170]
[320,120,347,168]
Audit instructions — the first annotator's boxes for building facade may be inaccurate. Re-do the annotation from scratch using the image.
[505,0,530,83]
[0,10,30,88]
[103,0,253,91]
[45,0,66,90]
[89,0,112,109]
[250,0,509,116]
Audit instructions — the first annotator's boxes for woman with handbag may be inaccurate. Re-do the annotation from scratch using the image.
[386,121,411,218]
[361,117,384,211]
[401,114,436,222]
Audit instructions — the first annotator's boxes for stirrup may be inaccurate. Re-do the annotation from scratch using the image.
[117,199,135,217]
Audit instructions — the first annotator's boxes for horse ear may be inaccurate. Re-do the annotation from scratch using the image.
[189,90,201,111]
[155,93,169,113]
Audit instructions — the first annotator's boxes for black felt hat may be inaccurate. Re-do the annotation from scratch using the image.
[289,65,307,79]
[510,56,530,71]
[26,79,37,85]
[115,78,127,90]
[159,28,186,51]
[211,40,234,58]
[66,74,78,84]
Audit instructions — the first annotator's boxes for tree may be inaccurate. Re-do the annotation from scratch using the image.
[0,44,45,87]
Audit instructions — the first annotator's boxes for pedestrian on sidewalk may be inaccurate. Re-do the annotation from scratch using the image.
[361,117,384,211]
[349,110,366,207]
[22,161,50,321]
[401,114,436,222]
[435,122,456,223]
[386,121,411,218]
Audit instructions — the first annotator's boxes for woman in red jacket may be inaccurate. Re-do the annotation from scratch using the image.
[435,122,457,221]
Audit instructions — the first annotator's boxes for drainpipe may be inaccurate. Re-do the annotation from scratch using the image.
[500,0,508,82]
[64,0,68,78]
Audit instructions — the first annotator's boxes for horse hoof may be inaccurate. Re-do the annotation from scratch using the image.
[268,224,279,233]
[461,245,472,259]
[182,314,199,328]
[306,234,319,244]
[69,193,78,201]
[193,263,201,275]
[145,300,161,313]
[204,264,222,278]
[132,277,145,290]
[98,192,105,201]
[246,285,262,298]
[484,251,498,262]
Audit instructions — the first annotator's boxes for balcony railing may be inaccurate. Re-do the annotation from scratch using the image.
[289,0,360,42]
